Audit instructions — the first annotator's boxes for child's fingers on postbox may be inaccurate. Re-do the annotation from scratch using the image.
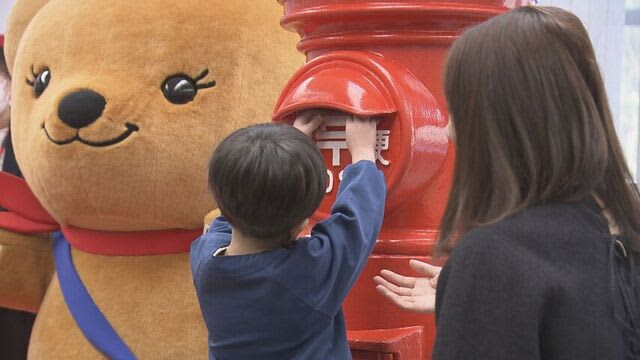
[294,109,324,124]
[293,112,323,137]
[293,111,313,126]
[307,114,325,132]
[301,114,324,136]
[352,115,375,123]
[293,109,313,122]
[311,126,326,141]
[348,117,377,145]
[347,116,377,132]
[345,116,377,163]
[292,111,311,132]
[353,114,382,123]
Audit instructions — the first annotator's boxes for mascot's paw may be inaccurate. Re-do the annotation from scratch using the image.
[0,229,53,312]
[203,209,222,234]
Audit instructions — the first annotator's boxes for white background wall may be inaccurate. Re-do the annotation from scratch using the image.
[0,0,15,34]
[537,0,626,127]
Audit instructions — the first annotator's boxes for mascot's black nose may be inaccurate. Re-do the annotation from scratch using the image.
[58,90,106,129]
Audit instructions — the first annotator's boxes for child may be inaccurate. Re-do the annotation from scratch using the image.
[190,112,386,359]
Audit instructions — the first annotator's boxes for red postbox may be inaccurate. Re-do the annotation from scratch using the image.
[273,1,529,358]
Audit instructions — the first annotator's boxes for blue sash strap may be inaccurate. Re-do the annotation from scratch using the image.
[53,232,137,360]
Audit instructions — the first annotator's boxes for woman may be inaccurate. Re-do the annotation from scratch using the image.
[375,6,639,359]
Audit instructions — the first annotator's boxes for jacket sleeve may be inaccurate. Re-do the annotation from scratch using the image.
[190,216,232,281]
[433,232,547,360]
[278,160,386,315]
[207,216,232,235]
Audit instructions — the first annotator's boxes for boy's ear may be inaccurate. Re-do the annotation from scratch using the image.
[4,0,51,75]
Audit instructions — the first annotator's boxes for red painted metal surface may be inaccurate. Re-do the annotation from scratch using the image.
[349,326,423,359]
[273,1,529,358]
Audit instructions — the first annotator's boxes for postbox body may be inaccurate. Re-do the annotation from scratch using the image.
[273,1,529,358]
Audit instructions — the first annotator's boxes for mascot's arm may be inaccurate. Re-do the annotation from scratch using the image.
[0,172,57,313]
[0,229,53,312]
[203,209,222,234]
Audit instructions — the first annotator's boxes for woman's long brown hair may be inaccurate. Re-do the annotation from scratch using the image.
[438,6,640,253]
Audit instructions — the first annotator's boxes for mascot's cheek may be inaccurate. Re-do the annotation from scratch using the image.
[21,134,214,232]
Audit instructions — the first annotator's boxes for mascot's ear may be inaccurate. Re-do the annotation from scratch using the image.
[3,0,51,75]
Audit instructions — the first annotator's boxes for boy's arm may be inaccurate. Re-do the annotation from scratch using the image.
[207,216,231,235]
[299,160,386,315]
[190,216,232,281]
[284,112,384,315]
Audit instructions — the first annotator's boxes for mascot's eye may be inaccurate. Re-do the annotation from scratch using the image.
[26,67,52,98]
[162,69,216,105]
[162,76,196,104]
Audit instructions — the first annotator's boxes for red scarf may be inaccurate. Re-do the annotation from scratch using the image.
[0,172,201,256]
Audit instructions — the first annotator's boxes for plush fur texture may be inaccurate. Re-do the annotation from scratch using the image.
[3,0,303,358]
[0,230,53,312]
[10,0,302,231]
[30,251,204,359]
[4,0,50,74]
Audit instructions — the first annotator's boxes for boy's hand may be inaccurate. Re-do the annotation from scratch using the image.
[346,116,377,164]
[293,111,325,138]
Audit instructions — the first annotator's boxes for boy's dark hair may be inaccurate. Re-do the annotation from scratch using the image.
[209,123,327,241]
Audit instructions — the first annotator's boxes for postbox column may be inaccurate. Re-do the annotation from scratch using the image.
[273,1,529,358]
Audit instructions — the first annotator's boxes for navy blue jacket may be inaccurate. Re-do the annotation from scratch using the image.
[191,161,386,360]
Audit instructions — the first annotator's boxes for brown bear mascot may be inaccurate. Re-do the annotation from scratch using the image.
[0,0,303,358]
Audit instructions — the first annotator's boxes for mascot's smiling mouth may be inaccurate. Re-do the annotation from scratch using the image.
[43,123,139,147]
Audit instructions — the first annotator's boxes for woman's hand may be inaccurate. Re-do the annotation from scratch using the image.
[374,259,442,313]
